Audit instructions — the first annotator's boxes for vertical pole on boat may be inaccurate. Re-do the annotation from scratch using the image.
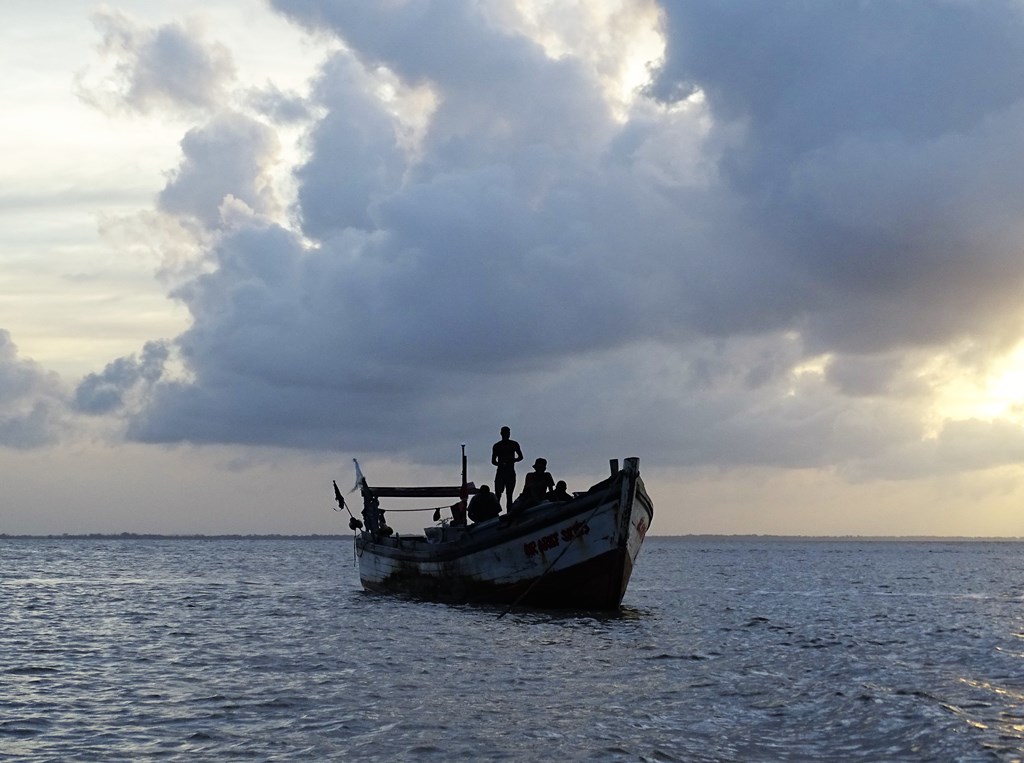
[449,442,468,526]
[460,443,468,505]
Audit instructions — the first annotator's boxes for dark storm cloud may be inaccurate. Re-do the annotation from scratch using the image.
[112,1,1024,477]
[79,9,236,114]
[650,0,1024,352]
[0,330,64,449]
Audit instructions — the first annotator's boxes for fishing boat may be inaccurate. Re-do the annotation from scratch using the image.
[336,452,653,611]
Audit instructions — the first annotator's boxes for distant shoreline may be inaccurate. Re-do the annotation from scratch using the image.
[0,533,351,540]
[1,533,1023,542]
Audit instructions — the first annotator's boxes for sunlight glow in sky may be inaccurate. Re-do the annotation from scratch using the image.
[937,344,1024,424]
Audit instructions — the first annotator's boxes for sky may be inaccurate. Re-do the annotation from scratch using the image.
[6,0,1024,537]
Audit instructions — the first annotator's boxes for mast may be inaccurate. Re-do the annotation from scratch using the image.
[461,443,468,505]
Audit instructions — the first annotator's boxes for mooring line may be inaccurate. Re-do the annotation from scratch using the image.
[497,497,609,620]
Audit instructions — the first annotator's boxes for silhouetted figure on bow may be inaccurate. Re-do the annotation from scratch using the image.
[491,426,523,510]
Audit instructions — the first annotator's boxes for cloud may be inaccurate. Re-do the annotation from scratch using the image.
[0,330,65,449]
[158,112,282,229]
[74,341,169,415]
[80,1,1024,483]
[246,84,311,124]
[78,9,236,115]
[824,353,930,399]
[649,0,1024,353]
[291,53,407,236]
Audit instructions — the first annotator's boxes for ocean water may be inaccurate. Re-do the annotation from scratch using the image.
[3,537,1024,762]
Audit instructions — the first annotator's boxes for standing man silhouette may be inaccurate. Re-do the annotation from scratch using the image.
[491,426,523,511]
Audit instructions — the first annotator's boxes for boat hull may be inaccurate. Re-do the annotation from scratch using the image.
[355,460,652,610]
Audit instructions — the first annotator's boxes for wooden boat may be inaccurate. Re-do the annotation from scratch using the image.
[342,454,653,611]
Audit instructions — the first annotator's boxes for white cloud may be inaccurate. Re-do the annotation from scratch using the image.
[0,330,66,449]
[158,112,282,229]
[77,9,236,115]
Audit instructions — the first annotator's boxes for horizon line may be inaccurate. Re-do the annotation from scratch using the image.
[2,532,1024,542]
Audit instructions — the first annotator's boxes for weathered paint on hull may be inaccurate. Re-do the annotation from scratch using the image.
[355,466,653,610]
[360,546,633,609]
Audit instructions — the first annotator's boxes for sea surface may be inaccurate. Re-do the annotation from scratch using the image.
[3,536,1024,762]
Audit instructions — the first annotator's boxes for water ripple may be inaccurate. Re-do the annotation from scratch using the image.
[3,538,1024,760]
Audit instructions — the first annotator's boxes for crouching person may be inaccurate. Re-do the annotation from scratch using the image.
[467,484,501,523]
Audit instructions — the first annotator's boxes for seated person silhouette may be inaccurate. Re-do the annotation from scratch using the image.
[511,458,556,512]
[550,480,572,502]
[467,484,501,523]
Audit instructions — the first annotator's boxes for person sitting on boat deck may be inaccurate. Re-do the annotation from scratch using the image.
[467,484,502,523]
[491,426,524,511]
[550,480,573,502]
[511,458,556,512]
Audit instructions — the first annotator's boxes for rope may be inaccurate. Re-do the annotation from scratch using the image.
[373,504,453,513]
[333,503,450,514]
[330,503,359,562]
[497,496,609,620]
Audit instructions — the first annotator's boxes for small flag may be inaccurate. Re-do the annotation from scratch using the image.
[351,458,365,492]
